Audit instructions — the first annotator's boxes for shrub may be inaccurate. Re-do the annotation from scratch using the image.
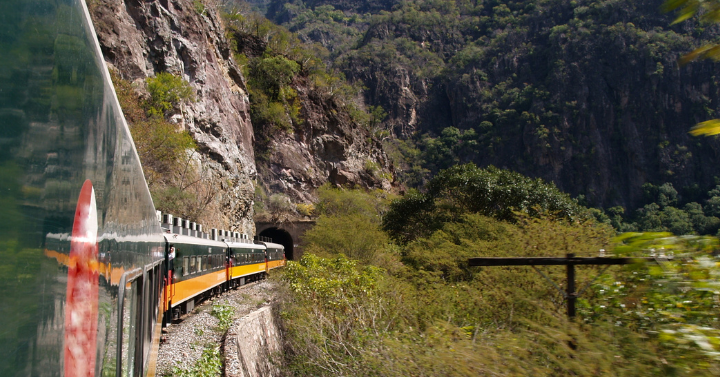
[383,163,584,244]
[146,72,195,118]
[211,303,234,331]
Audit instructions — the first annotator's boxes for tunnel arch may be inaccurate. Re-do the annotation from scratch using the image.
[259,227,294,260]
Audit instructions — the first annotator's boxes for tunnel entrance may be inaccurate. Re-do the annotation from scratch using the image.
[259,227,294,260]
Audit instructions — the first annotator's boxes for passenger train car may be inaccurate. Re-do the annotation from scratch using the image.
[0,0,284,376]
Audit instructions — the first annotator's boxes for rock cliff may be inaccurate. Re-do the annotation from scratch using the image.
[89,0,393,228]
[275,0,720,210]
[90,0,257,232]
[257,73,394,204]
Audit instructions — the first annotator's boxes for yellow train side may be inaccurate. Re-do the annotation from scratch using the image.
[229,262,266,279]
[168,269,226,308]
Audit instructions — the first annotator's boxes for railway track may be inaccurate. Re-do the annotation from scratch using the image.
[155,280,278,377]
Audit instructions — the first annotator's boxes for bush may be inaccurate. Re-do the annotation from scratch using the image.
[302,185,394,264]
[171,346,221,377]
[146,72,195,118]
[383,163,584,244]
[211,303,234,331]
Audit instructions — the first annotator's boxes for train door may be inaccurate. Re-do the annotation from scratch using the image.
[162,242,175,327]
[225,245,232,289]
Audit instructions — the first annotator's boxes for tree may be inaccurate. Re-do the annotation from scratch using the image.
[382,163,584,244]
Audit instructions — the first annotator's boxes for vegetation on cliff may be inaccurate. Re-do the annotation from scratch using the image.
[265,0,720,217]
[220,4,393,211]
[111,71,219,220]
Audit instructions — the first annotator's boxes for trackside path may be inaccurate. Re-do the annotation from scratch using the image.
[155,280,278,376]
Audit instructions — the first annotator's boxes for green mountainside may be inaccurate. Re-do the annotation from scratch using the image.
[264,0,720,216]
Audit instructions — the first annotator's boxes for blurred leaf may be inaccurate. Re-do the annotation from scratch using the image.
[690,119,720,136]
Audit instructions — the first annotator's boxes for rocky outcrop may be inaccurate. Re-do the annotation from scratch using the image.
[259,77,395,204]
[225,306,282,377]
[231,31,395,205]
[89,0,256,232]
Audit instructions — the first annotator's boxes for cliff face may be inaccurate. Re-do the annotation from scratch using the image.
[274,0,720,209]
[260,76,394,204]
[90,0,256,232]
[89,0,393,227]
[230,31,395,206]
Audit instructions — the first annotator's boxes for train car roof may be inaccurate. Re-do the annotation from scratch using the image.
[47,232,166,243]
[261,241,284,250]
[164,233,227,247]
[226,241,266,250]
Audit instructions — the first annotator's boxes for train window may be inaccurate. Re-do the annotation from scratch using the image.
[190,256,196,274]
[203,256,208,271]
[183,257,189,276]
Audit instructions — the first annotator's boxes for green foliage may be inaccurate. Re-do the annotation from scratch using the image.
[295,202,315,216]
[280,208,720,375]
[146,72,196,118]
[383,163,583,244]
[249,55,299,101]
[131,118,197,185]
[211,304,234,331]
[419,127,479,172]
[579,232,720,370]
[280,196,699,375]
[280,254,388,375]
[171,346,222,377]
[612,182,720,235]
[253,182,268,216]
[110,71,220,221]
[268,193,295,214]
[193,0,206,16]
[222,8,382,162]
[314,183,392,217]
[383,138,430,187]
[303,185,394,263]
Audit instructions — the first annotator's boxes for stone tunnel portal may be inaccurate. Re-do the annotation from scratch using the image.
[259,227,294,260]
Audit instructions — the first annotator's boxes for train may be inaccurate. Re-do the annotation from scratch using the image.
[0,0,284,376]
[158,213,285,320]
[42,209,285,376]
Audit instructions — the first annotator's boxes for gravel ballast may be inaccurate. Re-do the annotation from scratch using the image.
[155,280,278,377]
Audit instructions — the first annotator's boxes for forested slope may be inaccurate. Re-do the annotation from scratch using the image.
[267,0,720,211]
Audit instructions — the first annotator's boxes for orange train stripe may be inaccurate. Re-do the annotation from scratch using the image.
[168,269,227,308]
